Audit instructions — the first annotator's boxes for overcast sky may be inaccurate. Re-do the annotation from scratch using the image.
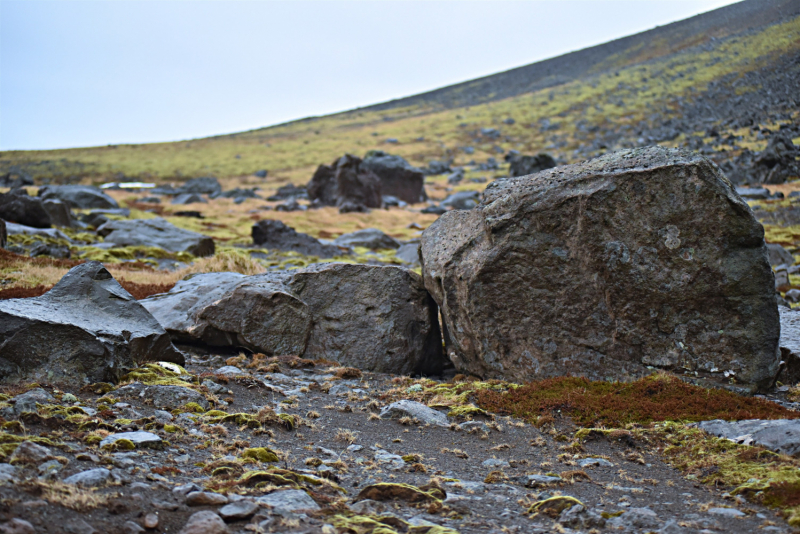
[1,0,739,151]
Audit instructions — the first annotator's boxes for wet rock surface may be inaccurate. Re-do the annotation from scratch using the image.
[251,219,342,258]
[421,146,780,388]
[38,185,119,210]
[97,217,215,257]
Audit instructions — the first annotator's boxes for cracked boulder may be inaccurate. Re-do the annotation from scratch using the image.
[421,146,779,388]
[142,263,445,375]
[0,261,185,385]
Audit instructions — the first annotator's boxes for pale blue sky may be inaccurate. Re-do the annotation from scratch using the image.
[1,0,738,150]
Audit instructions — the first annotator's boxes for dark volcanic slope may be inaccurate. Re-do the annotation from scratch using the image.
[364,0,800,112]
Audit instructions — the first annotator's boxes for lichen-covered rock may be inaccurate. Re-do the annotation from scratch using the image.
[0,262,185,385]
[421,147,779,388]
[97,218,214,257]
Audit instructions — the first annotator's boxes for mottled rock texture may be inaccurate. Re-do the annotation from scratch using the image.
[0,262,185,384]
[421,146,779,388]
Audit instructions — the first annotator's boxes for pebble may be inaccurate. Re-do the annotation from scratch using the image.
[37,459,64,480]
[12,388,54,414]
[0,518,36,534]
[63,518,96,534]
[143,513,159,529]
[9,441,53,465]
[178,511,229,534]
[100,431,163,450]
[122,521,145,534]
[481,458,510,469]
[0,464,19,483]
[63,468,112,487]
[215,366,246,377]
[379,400,449,427]
[255,489,320,512]
[185,491,229,506]
[218,500,258,520]
[578,457,614,468]
[707,507,746,517]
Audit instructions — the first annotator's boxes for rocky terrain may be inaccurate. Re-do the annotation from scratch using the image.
[0,1,800,532]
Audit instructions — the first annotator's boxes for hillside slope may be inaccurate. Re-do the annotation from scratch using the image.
[1,0,799,186]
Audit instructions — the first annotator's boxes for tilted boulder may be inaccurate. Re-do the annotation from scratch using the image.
[421,146,779,389]
[252,219,342,258]
[0,189,52,228]
[38,185,119,210]
[361,151,427,204]
[307,155,382,211]
[97,218,215,257]
[0,261,185,385]
[141,272,311,357]
[141,263,445,375]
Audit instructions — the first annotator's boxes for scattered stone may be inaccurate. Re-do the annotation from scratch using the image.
[41,199,74,228]
[97,218,214,257]
[559,504,606,529]
[255,489,320,512]
[0,262,184,384]
[122,521,145,534]
[607,507,660,530]
[37,459,64,479]
[218,500,258,520]
[380,400,448,426]
[99,432,163,450]
[333,228,400,250]
[421,147,780,388]
[171,193,208,205]
[361,151,427,204]
[12,388,55,414]
[0,519,36,534]
[0,464,19,483]
[697,419,800,457]
[171,177,222,196]
[481,458,510,469]
[215,366,245,377]
[307,154,382,211]
[251,219,342,258]
[145,385,210,411]
[767,243,794,267]
[267,183,307,201]
[578,458,614,468]
[507,153,557,177]
[63,467,112,487]
[736,187,771,200]
[440,190,480,210]
[178,511,229,534]
[0,189,52,228]
[459,421,490,433]
[707,507,746,517]
[143,514,159,529]
[185,491,229,506]
[395,242,421,266]
[63,518,96,534]
[39,185,119,209]
[517,474,562,488]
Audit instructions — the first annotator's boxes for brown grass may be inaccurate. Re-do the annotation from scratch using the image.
[475,373,800,427]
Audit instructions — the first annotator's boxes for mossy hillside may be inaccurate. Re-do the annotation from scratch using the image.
[2,16,798,184]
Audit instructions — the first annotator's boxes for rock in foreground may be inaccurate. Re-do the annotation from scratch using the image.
[421,146,779,388]
[142,263,444,375]
[0,262,184,384]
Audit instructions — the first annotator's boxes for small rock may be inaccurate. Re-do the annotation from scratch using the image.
[707,507,745,517]
[153,410,174,422]
[481,458,510,469]
[143,513,159,529]
[100,431,163,450]
[215,366,245,377]
[9,441,53,465]
[13,388,54,414]
[122,521,145,534]
[185,491,229,506]
[37,459,64,480]
[0,519,36,534]
[63,518,96,534]
[218,500,258,520]
[578,457,614,468]
[146,385,210,411]
[201,380,227,394]
[379,400,449,427]
[607,507,660,530]
[63,468,112,487]
[459,421,489,433]
[0,464,19,483]
[255,489,320,512]
[517,474,562,488]
[178,511,229,534]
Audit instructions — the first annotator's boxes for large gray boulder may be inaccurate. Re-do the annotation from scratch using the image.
[421,146,779,389]
[0,261,184,385]
[0,189,52,228]
[141,263,445,374]
[39,185,119,209]
[141,272,310,356]
[697,419,800,457]
[252,219,342,258]
[361,151,427,204]
[97,218,214,257]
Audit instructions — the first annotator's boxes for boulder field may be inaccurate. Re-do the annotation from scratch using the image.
[420,146,780,389]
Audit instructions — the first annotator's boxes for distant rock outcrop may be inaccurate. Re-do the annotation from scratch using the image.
[97,218,215,257]
[307,155,382,212]
[38,185,119,210]
[421,146,780,389]
[361,151,427,204]
[0,189,52,229]
[0,261,185,385]
[252,219,342,258]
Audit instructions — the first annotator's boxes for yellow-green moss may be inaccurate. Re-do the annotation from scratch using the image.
[241,447,279,463]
